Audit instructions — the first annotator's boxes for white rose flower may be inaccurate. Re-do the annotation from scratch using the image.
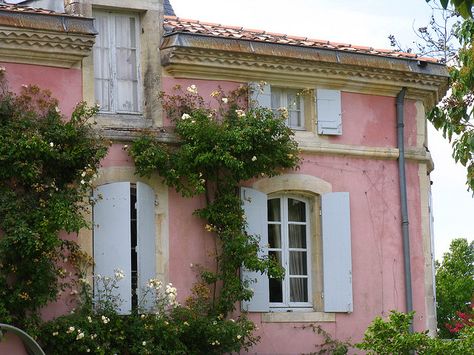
[181,113,191,120]
[221,97,228,104]
[235,109,246,118]
[251,156,257,162]
[186,84,198,94]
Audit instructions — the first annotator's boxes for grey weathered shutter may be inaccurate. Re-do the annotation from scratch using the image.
[115,14,139,113]
[93,182,132,314]
[241,187,269,312]
[136,182,157,310]
[317,89,342,135]
[249,82,272,109]
[321,192,353,312]
[93,13,112,112]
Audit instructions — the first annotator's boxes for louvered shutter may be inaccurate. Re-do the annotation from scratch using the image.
[93,182,132,314]
[317,89,342,135]
[241,187,269,312]
[321,192,353,312]
[249,82,272,109]
[136,182,157,310]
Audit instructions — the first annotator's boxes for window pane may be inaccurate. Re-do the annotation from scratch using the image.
[117,80,139,112]
[290,278,308,302]
[289,251,307,275]
[269,278,283,303]
[289,111,302,128]
[93,15,112,111]
[268,224,281,249]
[288,198,306,222]
[271,88,281,109]
[268,198,280,221]
[287,91,300,110]
[269,249,283,302]
[289,224,306,248]
[269,250,282,265]
[115,16,139,112]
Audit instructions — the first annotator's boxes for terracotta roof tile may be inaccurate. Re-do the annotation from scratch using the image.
[0,3,73,16]
[163,15,441,63]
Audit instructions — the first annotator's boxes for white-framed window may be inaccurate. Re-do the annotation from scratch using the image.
[249,83,342,135]
[93,182,156,314]
[93,11,141,114]
[241,187,353,313]
[271,88,305,130]
[268,195,312,308]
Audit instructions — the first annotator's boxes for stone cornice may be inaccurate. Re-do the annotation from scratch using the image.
[98,125,433,169]
[0,10,96,68]
[161,33,449,109]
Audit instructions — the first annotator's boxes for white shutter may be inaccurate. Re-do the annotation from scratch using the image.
[321,192,353,312]
[93,182,132,314]
[249,82,272,109]
[317,89,342,135]
[136,182,157,310]
[241,187,269,312]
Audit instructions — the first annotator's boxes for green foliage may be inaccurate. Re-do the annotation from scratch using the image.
[357,310,474,354]
[433,0,474,19]
[0,70,108,330]
[426,15,474,190]
[357,311,430,354]
[298,324,352,354]
[39,272,258,354]
[435,238,474,338]
[129,84,300,315]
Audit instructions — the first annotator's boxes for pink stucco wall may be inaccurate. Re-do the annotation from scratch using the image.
[158,78,428,353]
[0,62,83,354]
[0,62,83,118]
[329,92,418,149]
[165,155,426,354]
[1,66,428,354]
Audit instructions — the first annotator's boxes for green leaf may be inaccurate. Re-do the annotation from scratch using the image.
[440,0,450,9]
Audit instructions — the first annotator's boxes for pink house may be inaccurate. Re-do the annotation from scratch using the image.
[0,0,449,353]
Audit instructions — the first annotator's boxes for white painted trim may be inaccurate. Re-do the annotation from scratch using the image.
[268,195,312,308]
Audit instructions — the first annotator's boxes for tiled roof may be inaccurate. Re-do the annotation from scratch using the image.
[164,15,439,63]
[0,3,69,16]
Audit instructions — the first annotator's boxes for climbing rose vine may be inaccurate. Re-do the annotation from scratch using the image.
[129,83,300,315]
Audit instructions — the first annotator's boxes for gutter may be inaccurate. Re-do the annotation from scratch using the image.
[397,87,414,332]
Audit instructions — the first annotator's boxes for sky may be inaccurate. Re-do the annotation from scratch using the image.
[170,0,474,261]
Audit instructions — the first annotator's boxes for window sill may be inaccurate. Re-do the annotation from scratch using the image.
[95,113,150,129]
[261,311,335,323]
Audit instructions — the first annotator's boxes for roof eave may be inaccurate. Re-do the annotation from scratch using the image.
[161,31,448,77]
[161,32,450,109]
[0,8,96,35]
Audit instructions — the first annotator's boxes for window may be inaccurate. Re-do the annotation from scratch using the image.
[93,11,141,114]
[249,83,342,135]
[93,182,156,314]
[268,196,312,308]
[241,184,353,314]
[271,88,305,130]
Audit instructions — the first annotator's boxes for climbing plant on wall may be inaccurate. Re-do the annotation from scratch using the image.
[0,68,108,331]
[129,83,300,315]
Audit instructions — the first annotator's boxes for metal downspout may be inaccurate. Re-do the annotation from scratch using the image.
[396,88,414,332]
